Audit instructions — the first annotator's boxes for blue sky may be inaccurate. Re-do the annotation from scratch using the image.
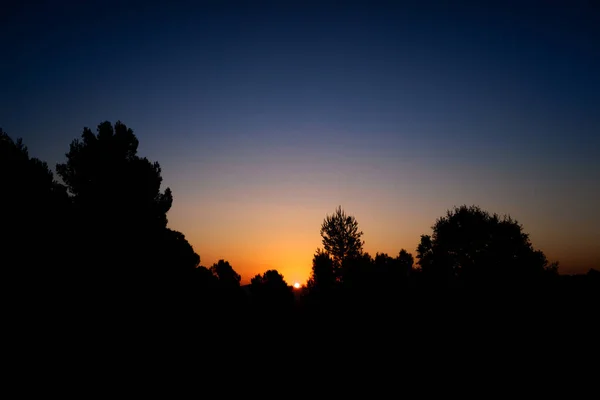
[2,1,599,280]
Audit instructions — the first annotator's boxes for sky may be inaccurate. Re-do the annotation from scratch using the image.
[2,0,599,283]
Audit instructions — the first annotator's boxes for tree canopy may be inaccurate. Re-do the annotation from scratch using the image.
[320,205,364,278]
[3,121,590,319]
[416,205,558,287]
[54,121,198,280]
[307,249,336,293]
[250,270,294,311]
[210,259,241,289]
[56,121,172,232]
[1,129,71,275]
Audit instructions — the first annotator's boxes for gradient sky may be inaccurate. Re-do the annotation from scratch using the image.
[2,1,599,283]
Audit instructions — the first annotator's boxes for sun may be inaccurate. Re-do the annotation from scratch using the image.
[293,282,300,289]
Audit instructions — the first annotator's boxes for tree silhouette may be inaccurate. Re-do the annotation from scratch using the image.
[361,249,415,298]
[157,229,201,272]
[0,129,71,277]
[55,121,199,284]
[374,252,395,277]
[306,249,336,293]
[416,235,433,264]
[194,266,217,288]
[373,251,411,287]
[320,206,364,280]
[210,259,241,289]
[341,252,374,293]
[397,249,414,278]
[418,205,558,288]
[250,270,294,311]
[207,259,247,312]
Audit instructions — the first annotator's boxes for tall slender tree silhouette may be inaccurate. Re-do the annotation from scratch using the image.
[320,206,364,281]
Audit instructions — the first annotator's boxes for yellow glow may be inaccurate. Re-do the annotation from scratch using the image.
[293,282,300,289]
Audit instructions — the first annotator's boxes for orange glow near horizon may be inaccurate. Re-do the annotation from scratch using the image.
[8,1,600,290]
[168,194,599,285]
[161,148,600,285]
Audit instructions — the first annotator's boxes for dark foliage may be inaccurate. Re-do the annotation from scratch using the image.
[210,259,241,289]
[250,270,294,313]
[54,121,199,292]
[306,249,336,293]
[0,129,72,288]
[417,205,559,289]
[320,205,364,279]
[2,123,596,328]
